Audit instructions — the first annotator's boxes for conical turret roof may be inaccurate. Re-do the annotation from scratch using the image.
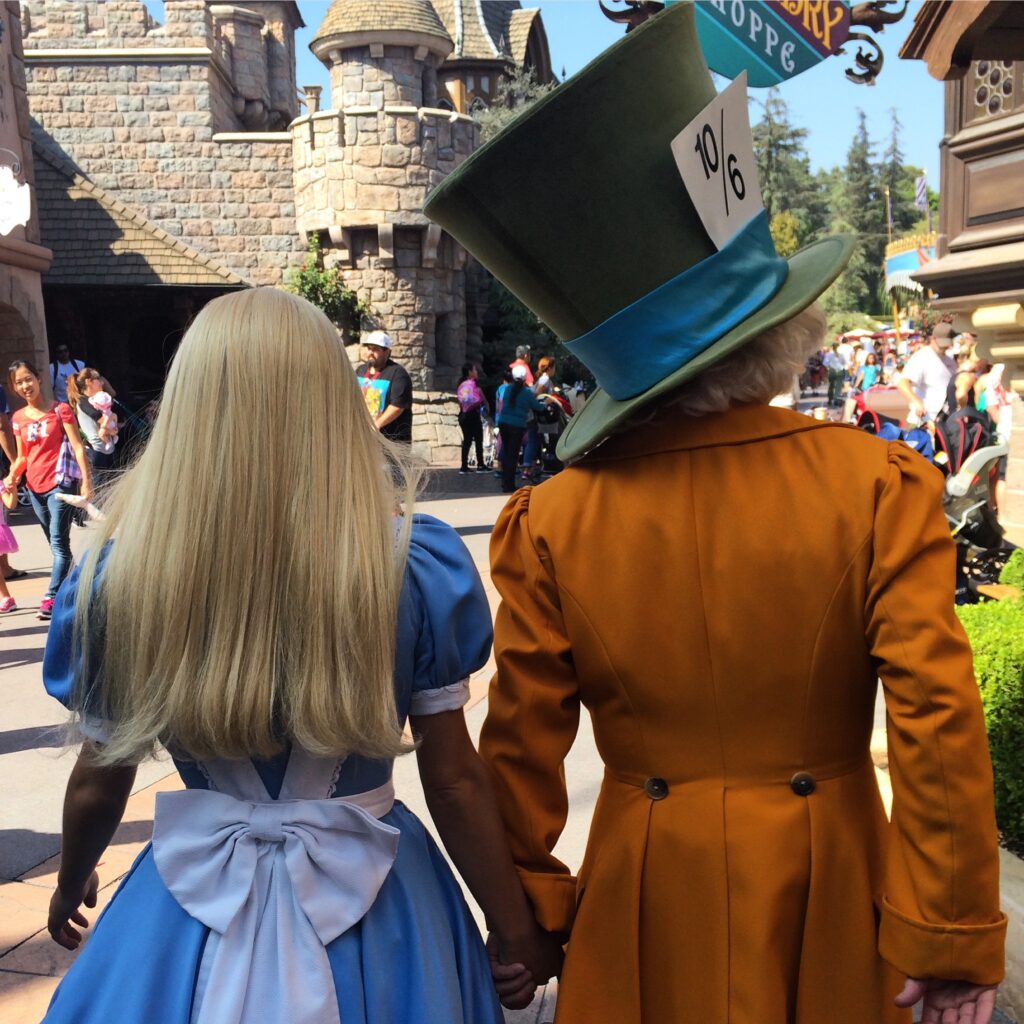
[311,1,453,60]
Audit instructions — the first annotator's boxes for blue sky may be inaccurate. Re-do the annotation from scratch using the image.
[150,1,945,178]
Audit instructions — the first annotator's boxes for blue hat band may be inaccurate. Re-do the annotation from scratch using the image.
[565,210,789,401]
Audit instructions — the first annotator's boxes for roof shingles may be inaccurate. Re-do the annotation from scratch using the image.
[33,139,245,288]
[312,0,452,46]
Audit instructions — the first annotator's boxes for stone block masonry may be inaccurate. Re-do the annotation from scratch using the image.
[22,1,308,286]
[292,101,480,389]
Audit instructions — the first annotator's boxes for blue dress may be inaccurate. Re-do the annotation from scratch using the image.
[41,515,503,1024]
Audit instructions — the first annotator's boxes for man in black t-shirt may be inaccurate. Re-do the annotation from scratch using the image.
[355,330,413,443]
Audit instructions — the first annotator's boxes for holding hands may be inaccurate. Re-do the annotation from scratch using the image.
[895,977,999,1024]
[487,926,564,1010]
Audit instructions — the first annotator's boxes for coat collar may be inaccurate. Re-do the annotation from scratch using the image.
[583,403,846,463]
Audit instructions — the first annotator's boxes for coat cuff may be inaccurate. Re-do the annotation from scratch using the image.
[878,896,1007,985]
[518,870,578,936]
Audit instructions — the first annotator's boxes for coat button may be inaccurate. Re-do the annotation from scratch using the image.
[644,777,669,800]
[790,771,816,797]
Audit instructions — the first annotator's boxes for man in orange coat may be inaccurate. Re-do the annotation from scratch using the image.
[425,4,1006,1022]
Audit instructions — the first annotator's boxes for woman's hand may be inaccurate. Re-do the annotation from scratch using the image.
[894,976,998,1023]
[78,480,94,502]
[486,936,536,1010]
[490,924,564,988]
[48,870,99,950]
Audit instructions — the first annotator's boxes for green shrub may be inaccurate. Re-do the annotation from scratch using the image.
[284,235,372,342]
[956,592,1024,855]
[999,548,1024,592]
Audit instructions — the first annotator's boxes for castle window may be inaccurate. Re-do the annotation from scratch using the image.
[469,96,488,114]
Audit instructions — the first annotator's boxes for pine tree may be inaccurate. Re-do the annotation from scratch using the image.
[880,109,920,236]
[824,110,886,313]
[750,90,828,249]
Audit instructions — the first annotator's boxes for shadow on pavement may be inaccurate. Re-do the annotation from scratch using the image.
[0,726,67,755]
[0,648,45,670]
[0,829,61,881]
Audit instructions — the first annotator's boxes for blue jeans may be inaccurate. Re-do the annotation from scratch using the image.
[27,484,76,600]
[522,422,540,470]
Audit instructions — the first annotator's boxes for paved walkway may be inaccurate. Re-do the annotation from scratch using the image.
[0,463,1015,1022]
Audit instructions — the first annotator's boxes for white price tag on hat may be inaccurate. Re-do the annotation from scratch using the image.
[670,71,764,251]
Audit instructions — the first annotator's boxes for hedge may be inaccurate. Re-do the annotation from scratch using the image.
[956,558,1024,856]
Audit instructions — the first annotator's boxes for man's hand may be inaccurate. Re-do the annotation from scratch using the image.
[894,976,998,1024]
[48,870,99,950]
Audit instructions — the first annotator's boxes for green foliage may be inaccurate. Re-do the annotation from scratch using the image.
[1000,549,1024,592]
[751,91,829,249]
[829,110,888,311]
[880,110,922,238]
[475,66,556,143]
[956,585,1024,854]
[824,309,881,337]
[769,211,801,258]
[284,235,372,340]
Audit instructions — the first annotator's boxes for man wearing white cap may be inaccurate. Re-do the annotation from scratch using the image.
[355,330,413,444]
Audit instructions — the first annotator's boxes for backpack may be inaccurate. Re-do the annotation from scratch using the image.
[933,375,996,475]
[52,358,83,388]
[857,409,934,461]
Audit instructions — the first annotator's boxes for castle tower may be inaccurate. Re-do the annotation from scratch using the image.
[293,0,480,393]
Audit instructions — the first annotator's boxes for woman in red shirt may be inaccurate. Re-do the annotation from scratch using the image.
[5,360,92,620]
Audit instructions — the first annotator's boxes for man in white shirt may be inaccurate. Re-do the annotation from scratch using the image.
[49,344,84,403]
[896,322,957,422]
[836,338,855,379]
[823,343,845,406]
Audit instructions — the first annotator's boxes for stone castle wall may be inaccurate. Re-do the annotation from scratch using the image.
[22,0,306,285]
[291,95,479,387]
[330,45,442,110]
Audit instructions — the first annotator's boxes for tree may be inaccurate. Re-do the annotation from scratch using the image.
[284,234,372,342]
[750,90,828,248]
[769,211,801,257]
[474,66,556,143]
[880,109,921,237]
[824,110,887,314]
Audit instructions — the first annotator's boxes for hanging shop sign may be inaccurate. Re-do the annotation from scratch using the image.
[681,0,851,87]
[600,1,909,87]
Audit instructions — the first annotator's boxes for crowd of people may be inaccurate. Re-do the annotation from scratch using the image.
[809,321,1016,523]
[456,346,579,492]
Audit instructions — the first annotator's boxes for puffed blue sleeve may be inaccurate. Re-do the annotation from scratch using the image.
[406,514,493,716]
[42,551,111,744]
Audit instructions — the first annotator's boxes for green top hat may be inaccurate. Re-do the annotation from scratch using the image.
[423,1,852,462]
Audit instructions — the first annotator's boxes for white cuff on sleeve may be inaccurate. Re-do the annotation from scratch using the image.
[79,714,113,745]
[409,678,471,716]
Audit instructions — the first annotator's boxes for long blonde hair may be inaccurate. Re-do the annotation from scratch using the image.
[75,288,416,765]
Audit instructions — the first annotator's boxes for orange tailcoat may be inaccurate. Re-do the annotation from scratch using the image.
[479,405,1005,1024]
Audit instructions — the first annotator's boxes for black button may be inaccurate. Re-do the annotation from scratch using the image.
[790,771,816,797]
[644,777,669,800]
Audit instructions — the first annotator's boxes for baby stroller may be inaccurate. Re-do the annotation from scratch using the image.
[857,394,1011,604]
[536,388,573,476]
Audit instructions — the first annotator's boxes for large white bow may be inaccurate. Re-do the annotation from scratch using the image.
[152,788,400,1024]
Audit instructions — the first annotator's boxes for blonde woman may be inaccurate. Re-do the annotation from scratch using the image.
[40,289,560,1024]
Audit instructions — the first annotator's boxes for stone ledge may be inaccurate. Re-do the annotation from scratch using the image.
[25,47,214,63]
[212,132,292,143]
